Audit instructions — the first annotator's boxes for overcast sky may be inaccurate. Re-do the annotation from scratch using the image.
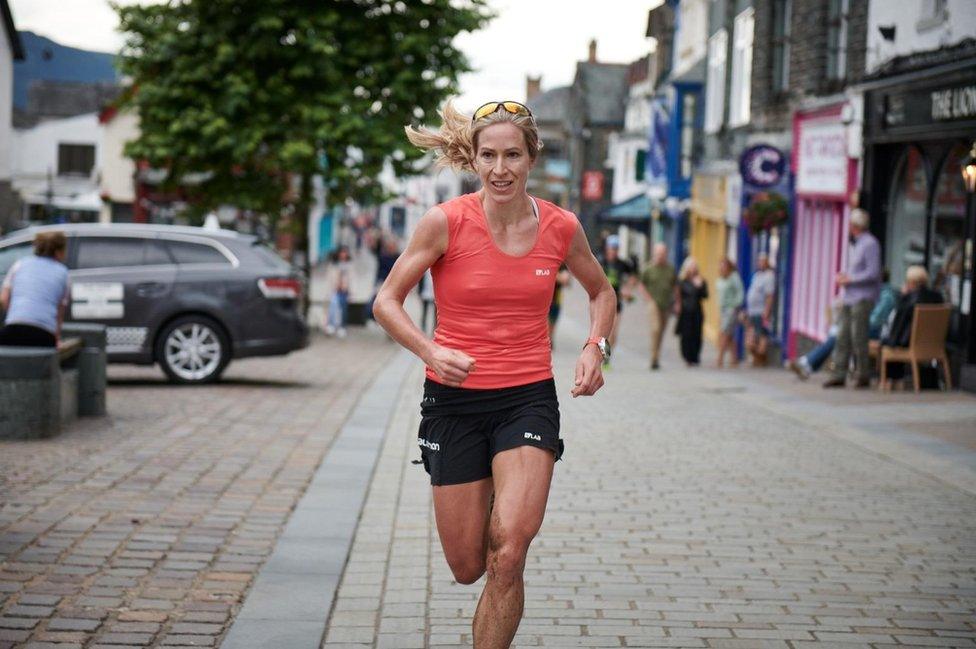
[9,0,660,111]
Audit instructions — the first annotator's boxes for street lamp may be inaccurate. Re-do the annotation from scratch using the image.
[962,142,976,193]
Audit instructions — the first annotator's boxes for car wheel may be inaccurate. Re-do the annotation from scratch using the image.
[155,315,230,384]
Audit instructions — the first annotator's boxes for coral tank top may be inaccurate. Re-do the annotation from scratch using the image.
[427,193,579,389]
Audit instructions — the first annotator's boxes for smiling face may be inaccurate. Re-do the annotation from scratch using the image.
[473,122,535,204]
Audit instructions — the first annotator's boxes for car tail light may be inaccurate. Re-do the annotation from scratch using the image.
[258,277,302,300]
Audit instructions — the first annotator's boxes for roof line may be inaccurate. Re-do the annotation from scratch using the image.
[1,0,24,60]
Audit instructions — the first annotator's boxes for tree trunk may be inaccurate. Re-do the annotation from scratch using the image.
[295,172,313,318]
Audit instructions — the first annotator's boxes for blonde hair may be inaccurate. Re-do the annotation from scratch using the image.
[404,99,541,173]
[678,256,698,281]
[34,231,67,258]
[905,264,929,287]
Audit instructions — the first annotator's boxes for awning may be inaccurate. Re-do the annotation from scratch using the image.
[599,193,652,221]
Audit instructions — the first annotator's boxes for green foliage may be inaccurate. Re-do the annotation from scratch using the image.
[743,191,789,234]
[114,0,492,219]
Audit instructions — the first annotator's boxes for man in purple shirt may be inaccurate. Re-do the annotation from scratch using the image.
[825,209,882,388]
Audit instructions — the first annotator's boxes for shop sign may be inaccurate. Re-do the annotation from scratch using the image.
[885,81,976,128]
[739,144,786,188]
[796,117,847,197]
[582,171,605,201]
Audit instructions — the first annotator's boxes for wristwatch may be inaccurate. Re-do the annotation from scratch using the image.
[584,336,611,362]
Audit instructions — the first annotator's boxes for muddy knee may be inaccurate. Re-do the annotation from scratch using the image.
[486,539,529,583]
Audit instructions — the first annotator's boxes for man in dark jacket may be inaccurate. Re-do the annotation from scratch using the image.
[880,265,943,384]
[882,265,943,348]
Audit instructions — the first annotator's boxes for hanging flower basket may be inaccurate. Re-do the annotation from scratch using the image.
[743,191,789,234]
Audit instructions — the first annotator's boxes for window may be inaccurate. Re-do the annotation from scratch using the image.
[0,242,32,278]
[826,0,849,81]
[680,93,700,179]
[929,145,968,310]
[771,0,791,92]
[704,29,728,133]
[166,240,232,265]
[885,147,928,292]
[635,149,647,182]
[917,0,947,31]
[58,143,96,177]
[729,8,754,128]
[144,239,172,266]
[75,237,152,269]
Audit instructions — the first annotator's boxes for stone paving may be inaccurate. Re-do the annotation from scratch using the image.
[0,330,398,649]
[322,287,976,648]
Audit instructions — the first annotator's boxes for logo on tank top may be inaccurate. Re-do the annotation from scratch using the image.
[535,269,551,276]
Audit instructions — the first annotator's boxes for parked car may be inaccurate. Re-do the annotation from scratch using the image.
[0,223,309,383]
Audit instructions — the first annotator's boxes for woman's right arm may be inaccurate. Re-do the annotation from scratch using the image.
[372,207,476,387]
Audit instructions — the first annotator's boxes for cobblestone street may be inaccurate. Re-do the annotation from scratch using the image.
[321,288,976,649]
[0,329,398,648]
[2,289,976,649]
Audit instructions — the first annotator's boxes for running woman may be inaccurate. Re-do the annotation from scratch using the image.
[373,100,615,648]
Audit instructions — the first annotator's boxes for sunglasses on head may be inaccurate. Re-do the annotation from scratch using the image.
[472,101,533,122]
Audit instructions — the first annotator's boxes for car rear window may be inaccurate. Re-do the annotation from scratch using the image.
[166,240,232,265]
[251,243,291,271]
[75,237,158,269]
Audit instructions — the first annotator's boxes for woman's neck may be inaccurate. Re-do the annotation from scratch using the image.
[480,190,533,226]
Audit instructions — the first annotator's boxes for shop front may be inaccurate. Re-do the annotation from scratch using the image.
[738,144,793,363]
[862,55,976,390]
[788,104,859,357]
[689,170,741,343]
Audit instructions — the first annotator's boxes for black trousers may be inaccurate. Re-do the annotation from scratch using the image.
[0,323,56,347]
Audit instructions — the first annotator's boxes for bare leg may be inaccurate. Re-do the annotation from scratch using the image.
[472,447,554,648]
[432,478,494,585]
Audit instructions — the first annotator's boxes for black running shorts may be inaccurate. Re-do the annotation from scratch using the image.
[417,378,563,486]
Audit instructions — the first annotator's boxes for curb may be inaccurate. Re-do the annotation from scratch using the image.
[220,349,414,649]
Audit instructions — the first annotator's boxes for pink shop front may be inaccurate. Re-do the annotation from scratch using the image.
[787,104,859,356]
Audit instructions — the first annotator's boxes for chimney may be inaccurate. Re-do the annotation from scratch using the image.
[588,39,597,63]
[525,75,542,101]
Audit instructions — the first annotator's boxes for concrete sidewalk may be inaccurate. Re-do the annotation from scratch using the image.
[319,287,976,648]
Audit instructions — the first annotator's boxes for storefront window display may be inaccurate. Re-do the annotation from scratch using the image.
[930,145,968,313]
[885,146,929,291]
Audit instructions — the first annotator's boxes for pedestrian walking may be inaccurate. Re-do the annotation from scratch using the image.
[324,245,351,338]
[0,231,70,348]
[824,208,882,388]
[744,253,776,366]
[715,257,744,368]
[675,256,707,366]
[373,99,615,649]
[638,242,676,370]
[598,234,636,365]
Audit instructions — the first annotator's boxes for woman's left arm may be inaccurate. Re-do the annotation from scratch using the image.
[564,223,616,397]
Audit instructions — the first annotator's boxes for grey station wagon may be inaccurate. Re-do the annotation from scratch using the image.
[0,224,309,383]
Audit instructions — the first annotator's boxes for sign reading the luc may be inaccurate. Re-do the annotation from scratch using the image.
[931,85,976,121]
[739,144,786,188]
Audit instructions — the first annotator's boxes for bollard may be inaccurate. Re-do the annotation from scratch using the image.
[61,323,107,417]
[0,347,61,439]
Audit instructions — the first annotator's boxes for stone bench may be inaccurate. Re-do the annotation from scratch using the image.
[0,323,107,440]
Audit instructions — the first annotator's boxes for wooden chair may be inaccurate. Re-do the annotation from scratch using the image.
[879,304,952,393]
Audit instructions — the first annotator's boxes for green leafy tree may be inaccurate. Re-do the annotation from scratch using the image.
[114,0,490,259]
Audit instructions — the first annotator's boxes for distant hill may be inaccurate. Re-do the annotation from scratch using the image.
[13,31,118,110]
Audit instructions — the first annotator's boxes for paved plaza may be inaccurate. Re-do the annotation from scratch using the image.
[2,288,976,648]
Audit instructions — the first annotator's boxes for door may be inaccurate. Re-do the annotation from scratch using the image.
[68,235,177,355]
